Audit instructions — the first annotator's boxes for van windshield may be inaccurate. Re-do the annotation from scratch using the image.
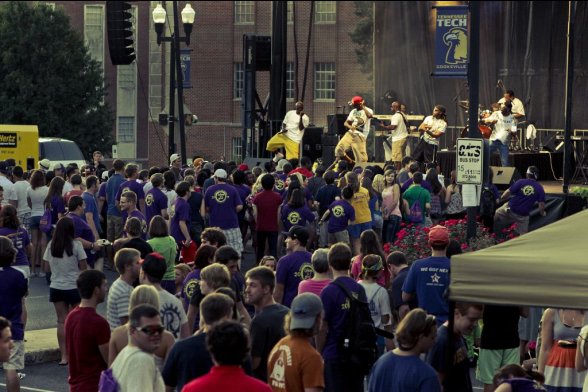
[40,141,85,161]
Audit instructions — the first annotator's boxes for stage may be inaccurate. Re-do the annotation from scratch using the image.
[436,150,564,182]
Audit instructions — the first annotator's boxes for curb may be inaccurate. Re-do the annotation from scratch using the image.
[24,328,61,366]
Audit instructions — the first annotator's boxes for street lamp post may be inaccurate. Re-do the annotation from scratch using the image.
[153,2,195,163]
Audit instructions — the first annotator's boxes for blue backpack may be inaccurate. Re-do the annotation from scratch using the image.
[98,368,119,392]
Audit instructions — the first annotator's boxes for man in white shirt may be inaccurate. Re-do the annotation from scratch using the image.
[498,90,525,120]
[483,102,516,166]
[380,101,409,170]
[0,162,16,207]
[335,96,373,163]
[12,166,31,228]
[412,105,447,164]
[266,101,310,160]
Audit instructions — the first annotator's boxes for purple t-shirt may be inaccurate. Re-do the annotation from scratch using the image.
[122,209,148,239]
[50,195,66,224]
[0,227,30,266]
[276,250,313,308]
[320,276,367,360]
[145,187,168,225]
[170,197,191,244]
[0,266,27,340]
[181,269,201,310]
[204,183,242,230]
[280,205,315,232]
[70,213,96,266]
[327,199,355,233]
[508,179,545,216]
[115,180,145,203]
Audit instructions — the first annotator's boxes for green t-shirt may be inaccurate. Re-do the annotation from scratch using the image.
[147,236,177,280]
[402,184,431,224]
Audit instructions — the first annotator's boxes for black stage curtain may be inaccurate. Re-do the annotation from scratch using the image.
[374,2,588,130]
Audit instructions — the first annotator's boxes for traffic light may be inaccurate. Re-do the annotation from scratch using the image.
[106,1,136,65]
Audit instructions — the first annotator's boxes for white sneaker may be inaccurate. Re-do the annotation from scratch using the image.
[38,272,46,278]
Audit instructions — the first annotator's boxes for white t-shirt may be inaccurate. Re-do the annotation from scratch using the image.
[0,176,16,206]
[498,97,525,117]
[158,288,187,340]
[390,112,408,142]
[164,189,177,217]
[14,180,31,215]
[283,110,310,143]
[347,107,374,138]
[111,346,165,392]
[143,181,154,195]
[62,181,73,195]
[486,111,516,144]
[421,115,447,146]
[106,278,133,330]
[43,240,86,290]
[359,281,392,329]
[27,186,49,217]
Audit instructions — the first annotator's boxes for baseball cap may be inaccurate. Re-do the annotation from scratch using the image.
[290,293,323,330]
[170,153,181,165]
[101,171,110,181]
[214,169,227,179]
[39,159,51,170]
[284,225,309,243]
[54,163,65,171]
[428,225,449,246]
[238,164,249,171]
[140,252,167,281]
[352,96,363,104]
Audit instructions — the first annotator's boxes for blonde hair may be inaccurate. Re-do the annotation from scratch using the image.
[372,174,385,194]
[129,285,160,314]
[200,263,231,290]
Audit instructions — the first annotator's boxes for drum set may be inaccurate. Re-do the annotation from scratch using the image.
[457,100,524,151]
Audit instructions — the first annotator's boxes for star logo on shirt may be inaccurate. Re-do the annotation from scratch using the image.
[431,273,440,283]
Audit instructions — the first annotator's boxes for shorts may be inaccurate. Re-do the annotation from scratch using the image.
[224,227,244,254]
[476,347,519,384]
[18,212,31,233]
[348,222,373,239]
[3,340,24,370]
[392,137,407,162]
[328,230,350,245]
[49,288,81,306]
[29,215,42,229]
[107,215,123,243]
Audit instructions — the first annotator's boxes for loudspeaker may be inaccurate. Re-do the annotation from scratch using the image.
[321,145,336,170]
[491,166,520,185]
[301,127,324,162]
[106,2,136,65]
[327,114,347,136]
[255,36,271,71]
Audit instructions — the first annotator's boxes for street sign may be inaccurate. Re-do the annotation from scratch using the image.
[456,138,484,185]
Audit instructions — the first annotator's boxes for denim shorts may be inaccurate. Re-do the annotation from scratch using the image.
[49,288,81,305]
[347,222,373,239]
[29,215,42,229]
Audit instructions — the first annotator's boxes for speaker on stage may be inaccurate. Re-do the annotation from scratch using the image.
[327,114,347,136]
[302,127,324,162]
[490,166,521,188]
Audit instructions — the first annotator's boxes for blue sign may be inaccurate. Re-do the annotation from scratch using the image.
[180,49,191,88]
[433,6,468,77]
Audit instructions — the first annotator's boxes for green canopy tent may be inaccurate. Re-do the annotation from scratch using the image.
[449,209,588,308]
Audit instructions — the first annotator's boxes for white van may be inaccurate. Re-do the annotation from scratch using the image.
[39,137,87,170]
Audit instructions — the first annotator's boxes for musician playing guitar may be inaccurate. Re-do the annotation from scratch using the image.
[483,101,516,167]
[334,96,373,163]
[412,105,447,164]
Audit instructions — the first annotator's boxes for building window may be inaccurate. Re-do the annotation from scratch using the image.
[315,1,336,23]
[234,1,254,24]
[84,5,104,71]
[286,62,295,100]
[287,1,293,23]
[232,137,242,162]
[234,62,244,99]
[118,66,135,89]
[314,63,336,100]
[118,116,135,143]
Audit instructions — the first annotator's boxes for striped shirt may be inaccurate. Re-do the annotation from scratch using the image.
[106,278,133,330]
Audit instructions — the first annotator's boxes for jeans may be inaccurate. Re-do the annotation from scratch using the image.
[490,139,509,166]
[382,215,402,245]
[255,231,278,264]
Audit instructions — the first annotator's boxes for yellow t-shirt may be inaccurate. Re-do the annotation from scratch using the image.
[350,186,372,224]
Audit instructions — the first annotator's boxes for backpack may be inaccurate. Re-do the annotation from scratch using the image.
[406,193,424,223]
[39,208,52,234]
[98,368,119,392]
[479,186,496,216]
[333,280,378,375]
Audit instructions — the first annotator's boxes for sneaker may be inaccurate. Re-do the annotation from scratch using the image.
[38,272,46,278]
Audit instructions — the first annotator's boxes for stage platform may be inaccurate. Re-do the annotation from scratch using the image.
[436,150,564,182]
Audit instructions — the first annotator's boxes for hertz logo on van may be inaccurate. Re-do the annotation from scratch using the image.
[0,133,17,148]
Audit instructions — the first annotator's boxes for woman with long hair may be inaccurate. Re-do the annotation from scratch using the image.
[43,176,66,236]
[108,285,175,371]
[43,216,87,365]
[368,308,440,391]
[147,215,178,295]
[279,188,315,233]
[181,244,217,310]
[27,170,49,277]
[381,169,403,245]
[493,364,546,391]
[445,170,466,220]
[345,171,373,255]
[425,168,446,224]
[350,229,389,287]
[362,174,383,238]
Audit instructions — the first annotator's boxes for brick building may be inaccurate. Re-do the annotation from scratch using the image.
[45,1,372,167]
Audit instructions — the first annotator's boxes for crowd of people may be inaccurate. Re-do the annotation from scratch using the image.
[0,141,565,392]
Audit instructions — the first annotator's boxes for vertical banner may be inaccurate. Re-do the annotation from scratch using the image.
[180,49,192,88]
[433,6,468,77]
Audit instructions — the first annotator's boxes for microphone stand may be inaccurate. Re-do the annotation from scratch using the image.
[453,82,469,148]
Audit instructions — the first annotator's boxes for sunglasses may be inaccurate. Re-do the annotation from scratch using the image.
[137,324,164,336]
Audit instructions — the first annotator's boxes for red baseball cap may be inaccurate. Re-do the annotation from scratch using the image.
[428,225,449,246]
[352,96,363,104]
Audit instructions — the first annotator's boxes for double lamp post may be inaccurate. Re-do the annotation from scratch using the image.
[152,2,195,163]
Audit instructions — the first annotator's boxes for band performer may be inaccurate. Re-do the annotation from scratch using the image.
[266,101,310,160]
[334,96,373,164]
[412,105,447,164]
[380,101,408,170]
[498,90,525,120]
[483,102,515,167]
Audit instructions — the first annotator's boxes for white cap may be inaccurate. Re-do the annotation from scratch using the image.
[170,153,181,165]
[39,159,50,170]
[102,171,109,181]
[214,169,227,179]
